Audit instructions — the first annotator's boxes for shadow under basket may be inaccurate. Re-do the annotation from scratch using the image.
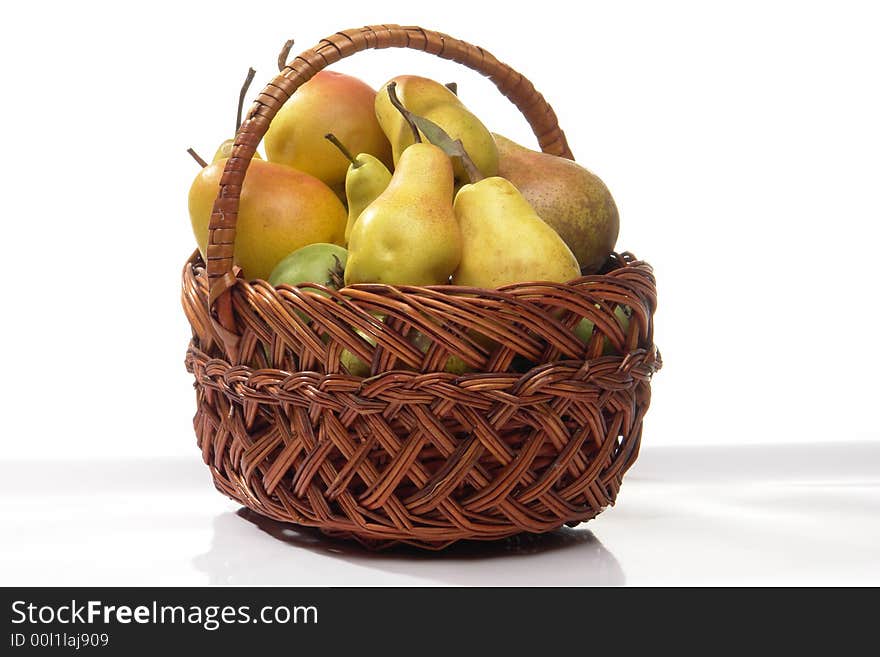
[182,25,662,550]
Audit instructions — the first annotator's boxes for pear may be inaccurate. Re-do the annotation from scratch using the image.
[265,71,392,189]
[342,316,386,377]
[188,158,346,281]
[408,329,472,374]
[375,76,498,182]
[345,142,461,286]
[340,340,373,377]
[452,177,580,288]
[575,305,632,355]
[268,242,383,375]
[325,134,393,245]
[268,243,347,328]
[494,134,619,273]
[213,139,263,163]
[268,243,347,290]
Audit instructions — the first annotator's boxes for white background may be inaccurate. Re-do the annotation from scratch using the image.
[0,0,878,587]
[5,0,876,460]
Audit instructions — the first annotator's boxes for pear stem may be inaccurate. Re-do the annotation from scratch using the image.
[387,81,421,144]
[236,67,257,132]
[445,82,458,95]
[455,140,484,184]
[186,147,208,168]
[329,255,345,289]
[325,133,361,168]
[278,38,295,72]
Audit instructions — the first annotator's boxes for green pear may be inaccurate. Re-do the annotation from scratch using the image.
[575,305,632,355]
[375,76,498,182]
[268,243,347,326]
[452,177,580,288]
[494,133,619,273]
[345,142,462,286]
[268,243,347,290]
[340,329,374,377]
[269,244,377,376]
[325,134,393,245]
[408,330,472,374]
[341,314,387,377]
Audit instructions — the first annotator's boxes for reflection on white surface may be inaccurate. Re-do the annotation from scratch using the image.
[1,442,878,586]
[628,442,880,483]
[605,442,880,585]
[193,510,625,587]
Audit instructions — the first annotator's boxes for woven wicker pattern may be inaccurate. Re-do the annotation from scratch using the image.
[182,25,661,549]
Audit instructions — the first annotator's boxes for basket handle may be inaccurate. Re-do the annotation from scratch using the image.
[206,24,573,351]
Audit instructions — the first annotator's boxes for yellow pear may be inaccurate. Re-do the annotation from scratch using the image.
[494,133,619,273]
[188,158,346,281]
[324,134,393,244]
[212,139,263,162]
[375,76,498,181]
[452,177,580,288]
[345,142,461,286]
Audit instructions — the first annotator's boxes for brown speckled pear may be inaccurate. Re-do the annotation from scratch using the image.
[494,133,619,273]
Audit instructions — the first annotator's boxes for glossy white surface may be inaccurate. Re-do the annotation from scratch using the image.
[2,443,878,586]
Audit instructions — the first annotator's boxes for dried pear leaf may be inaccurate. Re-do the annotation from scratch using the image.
[409,114,484,184]
[386,81,484,184]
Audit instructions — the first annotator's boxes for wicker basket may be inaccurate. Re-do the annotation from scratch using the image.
[182,24,661,550]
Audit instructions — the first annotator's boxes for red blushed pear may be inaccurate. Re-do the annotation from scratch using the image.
[265,70,393,189]
[187,154,346,282]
